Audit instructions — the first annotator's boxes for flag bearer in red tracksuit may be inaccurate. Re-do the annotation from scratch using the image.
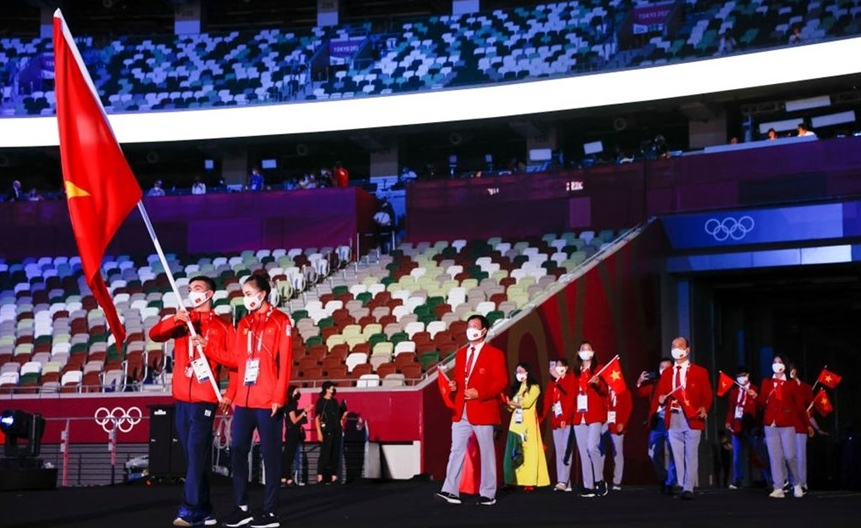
[723,366,762,489]
[788,364,815,494]
[571,341,609,497]
[755,355,811,499]
[606,386,632,491]
[541,358,577,492]
[222,274,293,528]
[149,276,236,527]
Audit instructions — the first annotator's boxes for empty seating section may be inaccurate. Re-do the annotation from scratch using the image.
[2,0,857,116]
[0,229,621,393]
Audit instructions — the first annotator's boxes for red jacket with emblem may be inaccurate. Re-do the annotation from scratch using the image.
[654,362,713,430]
[792,380,814,433]
[607,388,632,434]
[225,307,293,410]
[757,376,810,429]
[448,342,509,426]
[541,373,577,428]
[149,310,236,404]
[572,363,608,425]
[723,384,759,434]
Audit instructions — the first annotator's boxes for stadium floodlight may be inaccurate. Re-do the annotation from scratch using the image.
[0,409,46,458]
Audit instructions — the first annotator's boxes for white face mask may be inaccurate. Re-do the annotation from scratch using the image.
[188,290,210,308]
[466,327,484,342]
[243,292,264,312]
[555,366,567,376]
[772,363,785,375]
[736,376,749,386]
[516,372,527,382]
[578,350,594,361]
[671,348,687,361]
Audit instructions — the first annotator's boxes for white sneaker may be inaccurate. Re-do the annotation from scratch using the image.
[553,482,568,492]
[769,488,785,499]
[728,484,738,490]
[793,484,805,498]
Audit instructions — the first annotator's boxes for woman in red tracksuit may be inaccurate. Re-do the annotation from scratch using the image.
[222,274,293,528]
[541,358,577,492]
[755,354,811,499]
[571,341,609,497]
[606,387,632,490]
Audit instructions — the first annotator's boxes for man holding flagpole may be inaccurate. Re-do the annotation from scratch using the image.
[150,276,236,527]
[655,337,713,500]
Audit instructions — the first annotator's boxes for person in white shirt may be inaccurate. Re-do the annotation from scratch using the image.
[191,176,206,195]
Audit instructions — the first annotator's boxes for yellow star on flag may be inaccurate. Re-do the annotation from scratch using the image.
[610,369,621,381]
[65,180,91,198]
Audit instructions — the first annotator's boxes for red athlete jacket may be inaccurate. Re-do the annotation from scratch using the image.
[541,374,576,428]
[757,376,809,430]
[225,307,294,410]
[448,342,509,426]
[607,388,632,434]
[572,363,608,425]
[655,361,713,430]
[792,380,814,433]
[149,310,236,404]
[723,384,759,434]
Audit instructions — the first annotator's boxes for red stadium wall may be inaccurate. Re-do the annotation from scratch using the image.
[420,222,668,483]
[0,187,377,260]
[406,137,861,241]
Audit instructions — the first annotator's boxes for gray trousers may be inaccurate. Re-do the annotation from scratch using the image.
[552,426,572,486]
[668,412,701,492]
[610,433,625,486]
[441,408,497,499]
[793,433,807,487]
[573,422,604,488]
[764,425,797,488]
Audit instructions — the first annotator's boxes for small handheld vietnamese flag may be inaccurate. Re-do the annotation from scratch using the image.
[717,371,735,397]
[813,388,833,417]
[599,356,628,394]
[816,368,842,389]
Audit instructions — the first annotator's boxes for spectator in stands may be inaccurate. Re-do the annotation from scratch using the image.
[281,386,312,487]
[436,314,508,506]
[789,25,803,45]
[149,275,236,527]
[797,123,817,137]
[724,366,760,489]
[637,358,677,495]
[542,359,576,492]
[503,362,550,490]
[297,173,316,189]
[249,167,264,191]
[222,274,294,528]
[373,197,396,254]
[767,128,778,140]
[605,386,633,491]
[318,168,333,188]
[315,381,347,484]
[191,176,206,195]
[656,337,713,500]
[717,29,738,55]
[572,341,609,497]
[147,180,166,197]
[400,166,418,183]
[5,180,23,202]
[27,188,44,201]
[333,161,349,188]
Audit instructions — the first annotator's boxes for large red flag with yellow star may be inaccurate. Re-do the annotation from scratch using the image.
[599,355,627,394]
[54,10,141,346]
[717,371,735,397]
[816,368,842,389]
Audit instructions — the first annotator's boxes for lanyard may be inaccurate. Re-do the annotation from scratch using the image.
[246,307,274,358]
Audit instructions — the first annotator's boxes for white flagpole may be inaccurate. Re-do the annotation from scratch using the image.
[136,202,222,402]
[589,354,620,383]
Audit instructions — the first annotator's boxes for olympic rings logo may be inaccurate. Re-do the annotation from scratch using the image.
[94,406,143,434]
[704,216,755,241]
